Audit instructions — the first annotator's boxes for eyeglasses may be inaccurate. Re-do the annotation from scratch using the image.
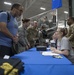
[16,8,23,12]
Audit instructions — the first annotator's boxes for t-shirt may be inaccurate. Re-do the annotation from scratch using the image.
[57,37,72,51]
[0,12,18,47]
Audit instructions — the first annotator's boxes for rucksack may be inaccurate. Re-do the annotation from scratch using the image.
[0,11,11,23]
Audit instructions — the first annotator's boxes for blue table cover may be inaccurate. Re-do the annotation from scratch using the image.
[13,48,74,75]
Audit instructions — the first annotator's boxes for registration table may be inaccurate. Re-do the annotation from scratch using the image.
[13,48,74,75]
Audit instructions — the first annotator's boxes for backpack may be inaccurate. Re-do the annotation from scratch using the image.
[0,11,11,23]
[0,58,24,75]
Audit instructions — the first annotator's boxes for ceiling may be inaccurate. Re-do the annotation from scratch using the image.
[0,0,69,21]
[0,0,24,10]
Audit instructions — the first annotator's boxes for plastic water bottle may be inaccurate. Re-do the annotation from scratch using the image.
[50,40,56,47]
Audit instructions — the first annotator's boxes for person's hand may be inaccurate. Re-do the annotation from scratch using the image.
[25,46,29,50]
[12,36,18,44]
[50,47,60,54]
[50,47,57,53]
[50,47,56,51]
[28,43,30,48]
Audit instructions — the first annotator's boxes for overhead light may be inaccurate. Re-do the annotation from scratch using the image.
[64,11,68,14]
[4,2,12,5]
[40,7,46,10]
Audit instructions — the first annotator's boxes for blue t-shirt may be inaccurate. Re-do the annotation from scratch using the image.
[0,12,18,47]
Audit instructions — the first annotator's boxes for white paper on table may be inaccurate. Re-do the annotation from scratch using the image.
[47,47,50,50]
[42,51,59,56]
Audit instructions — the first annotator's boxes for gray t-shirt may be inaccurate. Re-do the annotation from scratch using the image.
[57,37,72,51]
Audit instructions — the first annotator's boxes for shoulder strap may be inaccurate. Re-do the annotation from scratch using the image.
[7,12,11,23]
[0,11,11,23]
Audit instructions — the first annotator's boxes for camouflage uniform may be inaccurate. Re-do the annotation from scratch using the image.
[38,25,48,46]
[27,27,38,47]
[66,24,74,47]
[18,27,29,52]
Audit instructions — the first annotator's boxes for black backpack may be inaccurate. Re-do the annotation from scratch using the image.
[0,11,11,23]
[0,58,24,75]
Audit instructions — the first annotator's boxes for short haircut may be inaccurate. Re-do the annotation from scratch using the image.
[11,3,21,10]
[22,18,30,23]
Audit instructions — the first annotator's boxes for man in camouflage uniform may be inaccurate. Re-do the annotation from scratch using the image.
[66,17,74,63]
[18,19,30,52]
[38,24,48,46]
[27,21,39,47]
[66,17,74,48]
[66,17,74,57]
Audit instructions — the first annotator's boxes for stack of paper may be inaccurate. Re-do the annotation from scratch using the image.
[42,51,59,56]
